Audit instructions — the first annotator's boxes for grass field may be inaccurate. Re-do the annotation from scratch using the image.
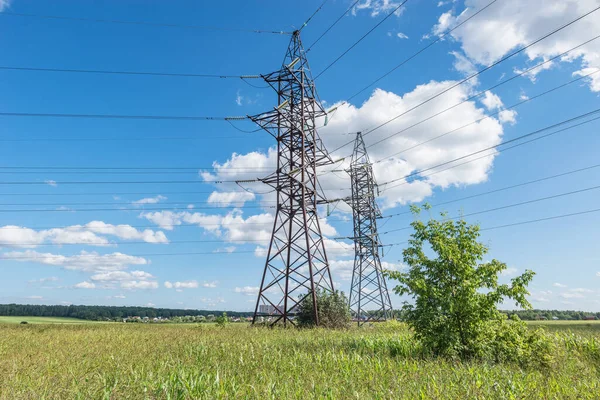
[0,316,98,325]
[0,321,599,399]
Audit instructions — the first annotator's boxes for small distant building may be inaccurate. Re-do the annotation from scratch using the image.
[583,316,597,321]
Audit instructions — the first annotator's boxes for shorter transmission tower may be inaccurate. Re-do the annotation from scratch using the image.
[347,132,393,325]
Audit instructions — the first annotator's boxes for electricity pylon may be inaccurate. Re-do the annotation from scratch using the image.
[250,31,334,327]
[347,132,393,325]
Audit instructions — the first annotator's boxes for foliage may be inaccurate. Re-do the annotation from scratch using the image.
[1,322,599,399]
[297,290,351,329]
[215,312,229,327]
[385,205,549,363]
[0,303,251,321]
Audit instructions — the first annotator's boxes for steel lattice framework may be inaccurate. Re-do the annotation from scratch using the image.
[347,132,393,324]
[250,31,334,326]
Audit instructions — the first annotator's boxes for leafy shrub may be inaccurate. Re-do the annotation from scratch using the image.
[215,312,229,327]
[297,290,351,329]
[385,205,553,366]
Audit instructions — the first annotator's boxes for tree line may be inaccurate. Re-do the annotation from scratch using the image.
[0,303,253,321]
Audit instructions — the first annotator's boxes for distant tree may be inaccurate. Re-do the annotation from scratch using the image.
[386,205,551,365]
[215,312,229,327]
[297,290,351,329]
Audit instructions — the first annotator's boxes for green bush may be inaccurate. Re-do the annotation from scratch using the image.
[297,290,351,329]
[385,205,553,366]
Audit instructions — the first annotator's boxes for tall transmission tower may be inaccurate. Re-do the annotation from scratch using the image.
[250,31,334,327]
[347,132,393,325]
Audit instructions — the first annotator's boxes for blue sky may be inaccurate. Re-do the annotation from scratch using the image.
[0,0,599,311]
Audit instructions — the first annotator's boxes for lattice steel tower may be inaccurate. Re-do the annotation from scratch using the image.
[250,31,334,326]
[348,132,393,324]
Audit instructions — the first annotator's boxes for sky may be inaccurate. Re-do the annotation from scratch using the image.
[0,0,599,312]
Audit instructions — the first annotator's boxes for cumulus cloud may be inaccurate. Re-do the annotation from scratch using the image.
[44,180,58,187]
[74,281,96,289]
[207,81,508,212]
[121,281,158,290]
[397,32,409,39]
[202,281,218,288]
[0,221,168,248]
[352,0,406,17]
[3,250,148,273]
[207,191,255,207]
[131,195,166,205]
[141,209,273,244]
[553,282,568,288]
[164,280,199,290]
[28,276,59,284]
[235,286,259,295]
[432,0,600,92]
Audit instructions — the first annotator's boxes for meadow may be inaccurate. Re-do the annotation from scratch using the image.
[0,316,99,325]
[1,320,599,399]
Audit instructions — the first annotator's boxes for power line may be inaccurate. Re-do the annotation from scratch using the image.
[383,162,600,218]
[306,0,361,52]
[373,67,600,163]
[0,214,352,231]
[0,11,292,35]
[366,36,600,153]
[314,0,409,80]
[0,178,263,185]
[0,135,251,143]
[480,208,600,231]
[326,4,600,155]
[0,247,356,261]
[379,185,600,234]
[0,111,247,121]
[362,5,600,137]
[0,65,262,79]
[378,108,600,191]
[299,0,330,32]
[0,205,275,213]
[345,0,499,103]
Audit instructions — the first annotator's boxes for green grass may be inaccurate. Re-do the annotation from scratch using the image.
[0,316,96,325]
[527,320,600,333]
[0,322,599,399]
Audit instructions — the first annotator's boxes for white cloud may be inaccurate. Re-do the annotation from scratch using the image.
[121,281,158,290]
[236,90,243,106]
[132,195,166,206]
[433,0,600,92]
[164,280,199,289]
[397,32,409,39]
[111,294,126,299]
[207,191,255,207]
[26,295,43,300]
[235,286,259,296]
[0,221,168,248]
[519,90,530,101]
[560,292,584,299]
[74,281,96,289]
[0,0,11,11]
[352,0,406,17]
[254,246,267,258]
[481,91,504,111]
[28,276,59,284]
[202,281,218,288]
[3,250,148,273]
[141,209,272,244]
[146,302,155,307]
[91,270,154,282]
[44,180,58,187]
[553,283,567,288]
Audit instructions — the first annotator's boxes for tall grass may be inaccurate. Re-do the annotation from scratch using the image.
[0,322,598,399]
